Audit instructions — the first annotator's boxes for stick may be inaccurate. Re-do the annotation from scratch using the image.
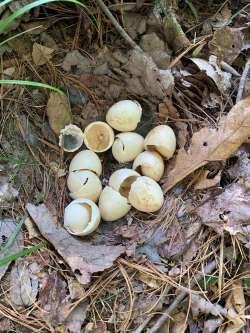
[236,58,250,103]
[147,260,217,333]
[95,0,142,51]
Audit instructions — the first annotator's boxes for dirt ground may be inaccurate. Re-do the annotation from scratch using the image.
[1,0,250,332]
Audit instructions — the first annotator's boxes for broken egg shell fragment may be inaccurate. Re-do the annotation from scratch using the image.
[144,125,176,159]
[69,149,102,176]
[106,100,142,132]
[67,170,102,202]
[109,168,140,197]
[128,176,164,213]
[112,132,144,163]
[59,124,84,152]
[99,186,131,221]
[64,198,101,236]
[83,121,114,153]
[132,151,164,182]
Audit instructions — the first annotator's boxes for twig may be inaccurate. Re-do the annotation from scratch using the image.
[95,0,142,51]
[147,260,217,333]
[236,58,250,103]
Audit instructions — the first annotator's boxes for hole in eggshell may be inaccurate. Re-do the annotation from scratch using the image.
[62,134,79,151]
[134,165,142,175]
[119,175,139,198]
[145,144,158,152]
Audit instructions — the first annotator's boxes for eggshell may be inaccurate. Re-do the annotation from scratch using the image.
[109,168,140,197]
[132,151,164,181]
[83,121,114,153]
[69,149,102,176]
[106,100,142,132]
[112,132,144,163]
[59,124,84,152]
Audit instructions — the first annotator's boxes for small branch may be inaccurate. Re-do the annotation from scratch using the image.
[95,0,142,51]
[147,260,217,333]
[236,58,250,103]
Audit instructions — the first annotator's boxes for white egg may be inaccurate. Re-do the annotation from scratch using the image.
[112,132,144,163]
[69,149,102,176]
[83,121,114,153]
[59,124,84,152]
[133,151,164,181]
[106,100,142,132]
[128,176,164,213]
[99,186,131,221]
[144,125,176,159]
[109,168,140,197]
[67,170,102,202]
[64,198,101,236]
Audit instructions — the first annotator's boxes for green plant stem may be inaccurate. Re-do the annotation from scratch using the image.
[0,25,43,47]
[0,216,26,255]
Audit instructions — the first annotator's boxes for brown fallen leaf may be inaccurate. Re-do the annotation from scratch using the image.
[225,282,246,333]
[26,203,125,284]
[0,218,23,281]
[196,182,250,235]
[46,92,72,135]
[194,169,222,190]
[209,27,243,65]
[32,42,54,66]
[163,97,250,192]
[10,260,39,308]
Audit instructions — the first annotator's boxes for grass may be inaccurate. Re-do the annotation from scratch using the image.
[0,217,26,255]
[0,79,65,95]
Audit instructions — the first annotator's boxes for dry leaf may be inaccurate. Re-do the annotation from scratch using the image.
[0,218,23,281]
[26,203,125,284]
[194,169,222,190]
[225,282,246,333]
[196,182,250,235]
[0,174,18,203]
[46,92,72,135]
[204,317,223,333]
[170,312,187,333]
[209,27,243,64]
[163,97,250,192]
[191,294,227,318]
[32,42,54,66]
[10,260,39,307]
[65,302,89,333]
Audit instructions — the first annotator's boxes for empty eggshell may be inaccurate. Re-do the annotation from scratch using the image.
[69,149,102,176]
[64,198,101,236]
[67,170,102,202]
[128,176,164,213]
[99,186,131,221]
[106,100,142,132]
[109,168,140,197]
[144,125,176,159]
[83,121,114,153]
[132,151,164,181]
[59,124,84,152]
[112,132,144,163]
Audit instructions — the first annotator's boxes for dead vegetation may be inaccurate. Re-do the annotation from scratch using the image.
[1,0,250,332]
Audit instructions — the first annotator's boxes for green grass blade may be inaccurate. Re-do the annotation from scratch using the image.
[0,0,13,8]
[185,0,198,21]
[0,0,87,34]
[0,241,47,266]
[0,25,43,47]
[0,79,65,95]
[0,216,26,255]
[0,156,23,164]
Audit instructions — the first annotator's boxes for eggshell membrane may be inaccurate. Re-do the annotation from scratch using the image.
[132,151,164,181]
[69,149,102,176]
[128,176,164,213]
[67,170,102,202]
[83,121,114,153]
[112,132,144,163]
[59,124,84,152]
[64,198,101,236]
[106,100,142,132]
[99,186,131,221]
[144,125,176,159]
[109,168,140,197]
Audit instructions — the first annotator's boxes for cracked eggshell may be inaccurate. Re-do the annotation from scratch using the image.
[112,132,144,163]
[128,176,164,213]
[83,121,114,153]
[109,168,140,197]
[106,100,142,132]
[69,149,102,176]
[67,170,102,202]
[144,125,176,159]
[59,124,84,152]
[64,198,101,236]
[99,186,131,221]
[132,151,164,182]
